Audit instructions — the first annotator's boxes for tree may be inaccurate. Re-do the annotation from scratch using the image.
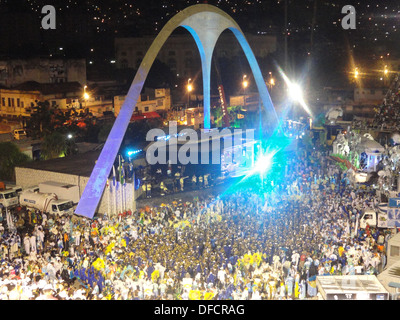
[0,142,31,181]
[26,101,72,139]
[40,132,67,160]
[97,123,114,143]
[25,101,53,139]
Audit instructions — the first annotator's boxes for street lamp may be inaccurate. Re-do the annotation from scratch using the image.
[187,78,193,108]
[354,67,359,79]
[242,75,248,107]
[83,85,89,100]
[242,74,249,89]
[384,65,389,76]
[269,78,275,87]
[267,72,275,90]
[83,85,90,111]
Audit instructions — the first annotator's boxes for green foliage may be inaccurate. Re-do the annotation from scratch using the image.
[40,132,67,160]
[25,101,53,139]
[331,153,348,161]
[97,123,114,143]
[0,142,31,181]
[25,101,69,139]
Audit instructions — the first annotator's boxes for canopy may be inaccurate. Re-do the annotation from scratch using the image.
[359,137,385,154]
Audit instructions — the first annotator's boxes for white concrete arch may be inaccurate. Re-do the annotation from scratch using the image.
[75,4,278,218]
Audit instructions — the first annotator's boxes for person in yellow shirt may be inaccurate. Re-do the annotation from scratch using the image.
[192,175,197,189]
[198,175,203,188]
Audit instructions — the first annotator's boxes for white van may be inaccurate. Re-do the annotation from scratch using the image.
[13,129,27,140]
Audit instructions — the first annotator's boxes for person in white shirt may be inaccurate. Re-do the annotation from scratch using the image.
[217,267,226,285]
[23,234,30,256]
[291,251,300,267]
[29,235,36,255]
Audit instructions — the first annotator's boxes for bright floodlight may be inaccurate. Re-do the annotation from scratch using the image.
[249,149,278,177]
[83,92,90,100]
[67,134,73,139]
[289,83,303,102]
[254,153,273,175]
[275,65,313,117]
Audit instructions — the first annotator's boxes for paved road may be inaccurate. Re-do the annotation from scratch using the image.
[0,133,12,142]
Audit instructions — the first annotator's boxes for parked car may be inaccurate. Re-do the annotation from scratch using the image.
[13,129,27,140]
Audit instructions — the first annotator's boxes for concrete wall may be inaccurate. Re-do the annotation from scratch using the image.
[354,88,386,105]
[15,167,136,215]
[0,58,87,87]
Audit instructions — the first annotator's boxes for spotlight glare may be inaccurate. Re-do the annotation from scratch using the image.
[289,83,303,102]
[251,149,278,176]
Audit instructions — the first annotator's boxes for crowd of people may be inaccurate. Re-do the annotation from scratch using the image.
[354,74,400,131]
[0,147,394,300]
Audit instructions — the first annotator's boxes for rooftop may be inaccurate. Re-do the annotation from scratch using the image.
[10,81,83,95]
[18,150,102,177]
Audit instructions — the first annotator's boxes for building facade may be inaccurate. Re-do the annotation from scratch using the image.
[115,33,277,79]
[114,88,171,117]
[0,82,83,119]
[0,58,87,87]
[0,88,40,118]
[354,88,387,105]
[0,81,113,119]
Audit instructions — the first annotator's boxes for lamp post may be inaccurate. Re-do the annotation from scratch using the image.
[354,67,359,79]
[383,65,389,85]
[83,85,90,114]
[187,78,193,108]
[242,74,248,108]
[267,72,275,91]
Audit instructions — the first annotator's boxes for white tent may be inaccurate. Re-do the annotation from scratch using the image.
[359,136,385,172]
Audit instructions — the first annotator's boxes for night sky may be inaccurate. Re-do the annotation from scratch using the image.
[0,0,398,89]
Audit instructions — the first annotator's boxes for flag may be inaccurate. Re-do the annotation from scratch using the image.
[307,278,317,297]
[342,205,350,219]
[112,165,116,189]
[189,290,201,300]
[121,161,126,186]
[116,155,125,190]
